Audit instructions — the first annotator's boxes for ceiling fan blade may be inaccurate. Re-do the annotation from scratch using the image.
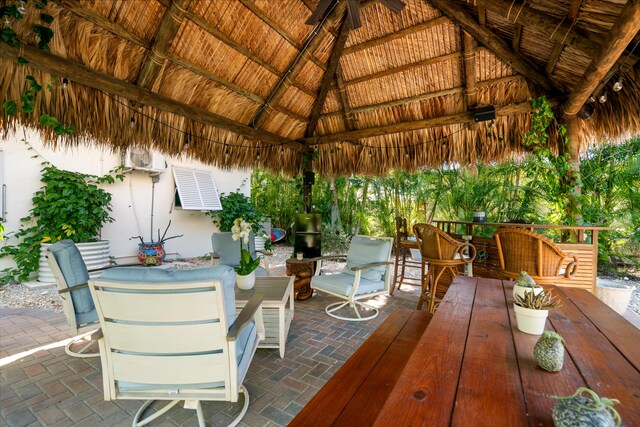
[379,0,406,14]
[347,0,362,29]
[306,0,335,24]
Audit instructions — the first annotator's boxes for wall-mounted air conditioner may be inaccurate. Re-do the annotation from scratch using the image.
[123,147,166,173]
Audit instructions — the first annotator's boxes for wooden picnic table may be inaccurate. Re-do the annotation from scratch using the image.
[292,276,640,426]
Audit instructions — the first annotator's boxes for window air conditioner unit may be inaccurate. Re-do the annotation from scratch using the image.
[123,147,166,173]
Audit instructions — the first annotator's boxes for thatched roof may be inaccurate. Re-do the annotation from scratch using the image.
[1,0,639,176]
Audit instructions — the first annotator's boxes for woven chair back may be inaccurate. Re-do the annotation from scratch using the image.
[494,228,566,277]
[413,224,463,262]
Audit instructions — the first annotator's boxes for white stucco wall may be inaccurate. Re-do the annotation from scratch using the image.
[0,128,251,271]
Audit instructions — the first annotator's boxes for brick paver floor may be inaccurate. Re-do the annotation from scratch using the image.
[1,280,422,426]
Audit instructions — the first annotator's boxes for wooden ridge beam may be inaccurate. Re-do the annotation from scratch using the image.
[427,0,558,92]
[52,0,150,48]
[136,0,190,91]
[305,16,351,138]
[0,44,306,151]
[343,16,449,55]
[322,74,524,117]
[238,0,327,70]
[345,52,462,86]
[302,96,550,144]
[165,52,308,123]
[563,0,640,117]
[463,32,477,109]
[251,1,346,129]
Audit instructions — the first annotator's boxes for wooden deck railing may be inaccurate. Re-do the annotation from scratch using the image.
[432,220,610,292]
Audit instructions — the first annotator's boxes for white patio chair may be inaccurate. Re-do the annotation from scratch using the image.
[88,266,265,427]
[311,235,393,321]
[47,240,103,358]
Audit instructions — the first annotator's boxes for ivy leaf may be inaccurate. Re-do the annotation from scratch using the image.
[0,6,22,19]
[32,24,53,51]
[1,101,17,115]
[39,13,54,24]
[35,1,48,9]
[17,56,29,65]
[0,28,19,47]
[39,113,59,127]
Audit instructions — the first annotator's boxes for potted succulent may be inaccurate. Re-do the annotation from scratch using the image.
[513,290,559,335]
[513,271,543,300]
[553,387,621,427]
[534,331,565,372]
[232,218,260,290]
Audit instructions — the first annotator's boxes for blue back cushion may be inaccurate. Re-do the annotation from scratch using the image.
[48,240,94,315]
[99,266,238,327]
[211,232,256,266]
[342,236,391,282]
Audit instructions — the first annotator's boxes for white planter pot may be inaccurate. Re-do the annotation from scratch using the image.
[236,271,256,290]
[514,304,549,335]
[513,284,543,300]
[595,279,635,315]
[39,240,111,283]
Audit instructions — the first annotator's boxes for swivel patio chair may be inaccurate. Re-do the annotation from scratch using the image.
[88,265,265,427]
[311,235,393,321]
[413,224,476,313]
[47,239,103,358]
[390,216,421,294]
[493,228,579,284]
[211,231,271,276]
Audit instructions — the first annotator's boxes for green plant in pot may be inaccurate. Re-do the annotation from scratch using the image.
[0,164,123,284]
[513,290,559,335]
[513,271,543,300]
[208,191,263,233]
[553,387,621,427]
[232,218,260,290]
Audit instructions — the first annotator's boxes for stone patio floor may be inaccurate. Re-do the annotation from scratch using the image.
[0,280,422,426]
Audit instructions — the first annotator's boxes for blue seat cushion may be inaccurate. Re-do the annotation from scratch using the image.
[312,273,385,297]
[342,236,391,282]
[99,266,237,327]
[211,232,257,267]
[48,240,94,316]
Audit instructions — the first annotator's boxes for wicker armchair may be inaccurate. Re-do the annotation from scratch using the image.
[391,217,421,294]
[493,228,579,284]
[413,224,476,313]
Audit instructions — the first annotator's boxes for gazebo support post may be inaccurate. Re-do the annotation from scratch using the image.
[561,114,583,230]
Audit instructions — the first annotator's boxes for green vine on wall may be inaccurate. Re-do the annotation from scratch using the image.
[1,0,74,135]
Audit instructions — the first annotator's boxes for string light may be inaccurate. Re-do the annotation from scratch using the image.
[3,15,10,28]
[599,92,608,104]
[612,75,623,92]
[588,95,596,103]
[62,77,68,89]
[16,1,27,15]
[130,117,136,128]
[257,150,261,160]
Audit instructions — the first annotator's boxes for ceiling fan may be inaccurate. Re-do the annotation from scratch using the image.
[306,0,406,29]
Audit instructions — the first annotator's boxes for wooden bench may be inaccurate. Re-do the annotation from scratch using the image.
[289,308,432,426]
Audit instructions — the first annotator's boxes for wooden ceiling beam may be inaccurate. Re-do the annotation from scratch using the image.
[511,24,522,52]
[335,66,357,131]
[238,0,327,71]
[305,17,351,138]
[251,1,346,129]
[563,0,640,117]
[462,32,477,109]
[545,42,564,76]
[301,98,559,144]
[345,52,462,86]
[136,0,190,91]
[0,44,306,151]
[427,0,558,92]
[52,0,150,48]
[477,0,487,26]
[342,16,449,55]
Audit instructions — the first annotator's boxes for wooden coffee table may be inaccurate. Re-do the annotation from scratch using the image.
[235,276,294,358]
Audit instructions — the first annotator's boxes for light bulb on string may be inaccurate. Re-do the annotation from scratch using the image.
[599,92,608,104]
[3,15,10,28]
[16,1,27,15]
[62,78,68,89]
[257,150,261,160]
[130,117,136,128]
[612,76,623,92]
[588,95,596,103]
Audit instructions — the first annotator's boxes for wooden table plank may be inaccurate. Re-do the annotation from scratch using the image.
[289,308,415,426]
[452,279,528,426]
[559,286,640,371]
[503,282,587,426]
[373,276,478,426]
[333,310,432,426]
[548,288,640,425]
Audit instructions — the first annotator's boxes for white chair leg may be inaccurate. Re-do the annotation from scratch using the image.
[228,385,250,427]
[196,401,205,427]
[133,399,181,427]
[65,331,100,358]
[325,300,379,321]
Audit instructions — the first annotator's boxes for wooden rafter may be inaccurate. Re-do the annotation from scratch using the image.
[251,1,346,129]
[545,42,564,76]
[345,52,462,86]
[301,98,559,144]
[563,0,640,117]
[136,0,190,91]
[477,0,486,26]
[238,0,327,70]
[0,44,306,151]
[335,66,357,131]
[427,0,558,92]
[305,16,351,138]
[512,24,522,52]
[462,31,477,109]
[343,16,449,56]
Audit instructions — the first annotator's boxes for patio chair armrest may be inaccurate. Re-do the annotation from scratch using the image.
[564,255,579,278]
[58,284,88,294]
[255,250,272,257]
[210,251,220,259]
[306,255,347,262]
[457,243,477,263]
[350,261,392,271]
[227,293,264,341]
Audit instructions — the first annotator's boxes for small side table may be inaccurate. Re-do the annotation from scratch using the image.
[285,258,315,300]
